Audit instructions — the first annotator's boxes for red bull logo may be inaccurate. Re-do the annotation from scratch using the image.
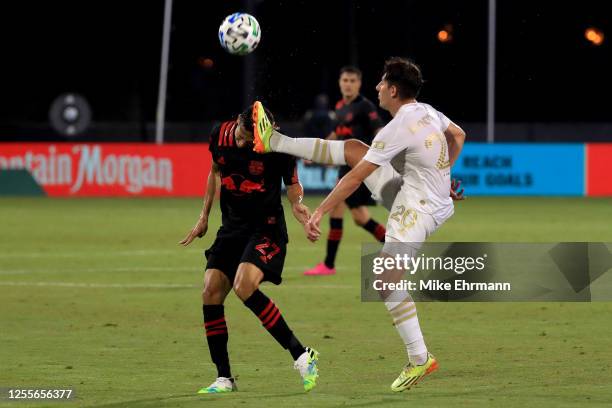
[221,174,265,195]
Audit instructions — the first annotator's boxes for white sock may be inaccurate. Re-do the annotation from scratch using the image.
[270,130,346,165]
[384,290,428,365]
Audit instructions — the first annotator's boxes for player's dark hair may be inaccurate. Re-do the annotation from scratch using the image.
[339,65,362,79]
[239,104,275,132]
[382,57,423,99]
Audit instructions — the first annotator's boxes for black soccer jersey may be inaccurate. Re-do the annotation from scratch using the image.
[208,121,299,242]
[333,94,383,144]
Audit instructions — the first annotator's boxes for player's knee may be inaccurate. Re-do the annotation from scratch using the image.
[351,209,369,226]
[344,139,369,168]
[202,283,224,304]
[352,212,366,226]
[233,274,258,301]
[202,271,229,304]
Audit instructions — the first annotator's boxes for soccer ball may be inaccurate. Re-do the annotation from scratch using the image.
[218,12,261,56]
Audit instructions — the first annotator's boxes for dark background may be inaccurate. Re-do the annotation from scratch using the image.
[1,0,610,141]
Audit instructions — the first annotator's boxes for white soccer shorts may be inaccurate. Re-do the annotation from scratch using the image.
[363,163,439,250]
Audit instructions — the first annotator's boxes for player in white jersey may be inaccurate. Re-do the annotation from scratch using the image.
[252,57,466,392]
[362,100,456,243]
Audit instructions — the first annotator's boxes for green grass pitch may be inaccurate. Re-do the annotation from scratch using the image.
[1,196,612,407]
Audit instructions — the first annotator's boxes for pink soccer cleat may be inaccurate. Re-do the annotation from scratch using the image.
[303,263,336,276]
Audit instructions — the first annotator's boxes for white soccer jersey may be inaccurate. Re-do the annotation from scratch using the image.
[363,102,453,225]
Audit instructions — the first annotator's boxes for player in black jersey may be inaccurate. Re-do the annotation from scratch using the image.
[180,104,320,394]
[304,66,388,276]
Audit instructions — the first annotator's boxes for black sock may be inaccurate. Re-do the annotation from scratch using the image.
[203,304,231,378]
[362,218,386,242]
[324,217,343,268]
[244,290,306,360]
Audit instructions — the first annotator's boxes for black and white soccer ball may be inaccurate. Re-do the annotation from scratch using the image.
[218,12,261,56]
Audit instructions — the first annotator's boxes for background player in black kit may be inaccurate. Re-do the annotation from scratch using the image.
[304,66,387,276]
[180,104,320,394]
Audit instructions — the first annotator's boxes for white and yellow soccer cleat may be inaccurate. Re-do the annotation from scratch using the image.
[390,353,439,392]
[294,347,320,392]
[197,377,237,394]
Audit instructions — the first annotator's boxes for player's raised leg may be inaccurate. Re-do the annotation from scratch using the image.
[198,269,237,394]
[253,100,402,210]
[253,100,348,164]
[233,262,320,392]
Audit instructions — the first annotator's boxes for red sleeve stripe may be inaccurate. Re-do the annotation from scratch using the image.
[227,123,235,146]
[218,122,229,146]
[221,123,229,146]
[223,123,232,146]
[218,121,237,147]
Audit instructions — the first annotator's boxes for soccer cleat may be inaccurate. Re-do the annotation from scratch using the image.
[252,100,273,153]
[390,353,438,392]
[304,262,336,276]
[197,377,237,394]
[294,347,320,392]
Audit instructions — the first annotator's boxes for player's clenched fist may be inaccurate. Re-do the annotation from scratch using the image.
[305,210,323,242]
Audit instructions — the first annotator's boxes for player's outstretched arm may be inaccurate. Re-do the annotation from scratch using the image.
[306,159,379,241]
[179,163,220,246]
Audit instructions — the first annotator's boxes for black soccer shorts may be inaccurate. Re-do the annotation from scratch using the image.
[338,165,376,209]
[204,227,287,285]
[345,182,377,208]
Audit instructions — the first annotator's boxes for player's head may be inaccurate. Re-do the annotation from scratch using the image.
[338,66,362,99]
[237,104,276,144]
[376,57,423,111]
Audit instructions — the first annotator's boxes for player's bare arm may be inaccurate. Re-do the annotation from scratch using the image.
[286,182,310,226]
[306,159,379,241]
[445,122,466,167]
[445,122,466,200]
[179,162,220,246]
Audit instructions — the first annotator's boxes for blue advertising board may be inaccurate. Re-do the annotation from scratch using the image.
[451,143,585,196]
[296,143,585,196]
[296,160,339,192]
